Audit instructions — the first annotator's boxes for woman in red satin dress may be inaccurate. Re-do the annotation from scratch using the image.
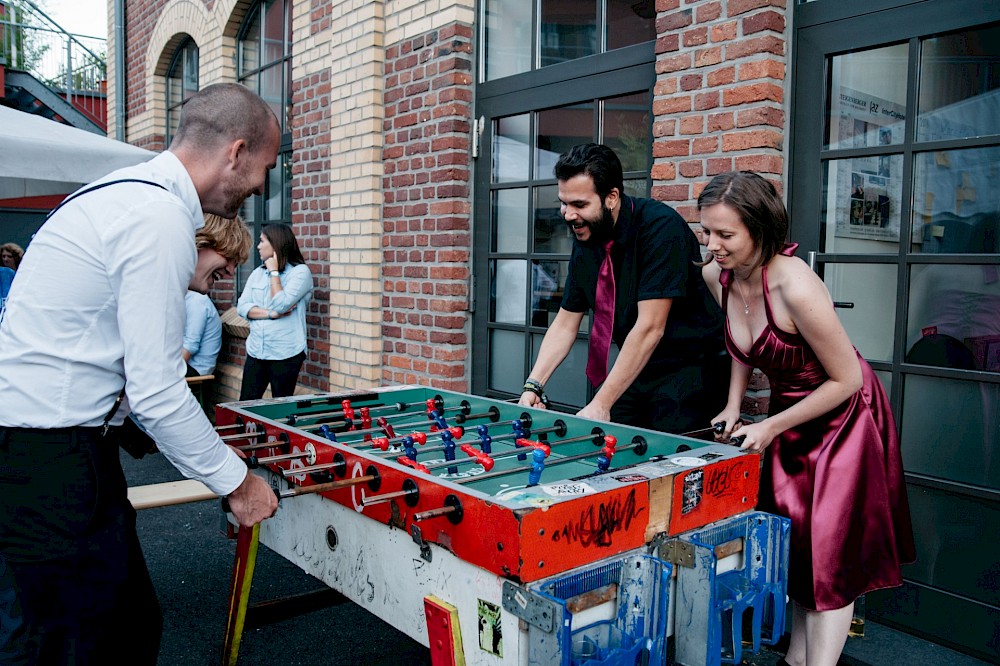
[697,171,914,666]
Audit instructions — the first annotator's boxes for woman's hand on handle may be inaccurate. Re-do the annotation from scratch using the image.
[731,420,778,452]
[711,407,743,442]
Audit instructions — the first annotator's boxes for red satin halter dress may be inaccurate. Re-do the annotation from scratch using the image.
[720,244,915,611]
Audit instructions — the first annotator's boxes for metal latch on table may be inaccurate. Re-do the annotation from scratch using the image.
[501,581,555,633]
[410,524,432,562]
[659,539,695,568]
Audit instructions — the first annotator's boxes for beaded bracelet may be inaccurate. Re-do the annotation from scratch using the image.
[522,378,544,396]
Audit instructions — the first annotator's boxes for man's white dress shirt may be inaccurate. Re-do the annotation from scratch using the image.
[0,151,247,496]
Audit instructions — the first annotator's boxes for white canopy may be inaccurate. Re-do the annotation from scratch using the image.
[0,105,156,199]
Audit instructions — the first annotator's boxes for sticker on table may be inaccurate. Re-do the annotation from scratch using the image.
[612,473,648,483]
[541,481,595,497]
[478,599,503,657]
[681,468,704,514]
[670,456,708,467]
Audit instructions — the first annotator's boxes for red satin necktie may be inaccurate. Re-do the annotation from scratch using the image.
[586,239,615,387]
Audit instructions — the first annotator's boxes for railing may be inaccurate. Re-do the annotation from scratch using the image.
[0,0,107,128]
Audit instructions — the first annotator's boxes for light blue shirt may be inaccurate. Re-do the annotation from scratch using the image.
[0,266,13,323]
[237,262,312,360]
[183,291,222,375]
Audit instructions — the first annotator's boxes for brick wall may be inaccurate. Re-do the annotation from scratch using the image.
[653,0,788,422]
[652,0,787,221]
[291,67,332,394]
[381,24,474,392]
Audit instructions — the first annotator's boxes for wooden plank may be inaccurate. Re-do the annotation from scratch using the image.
[565,583,619,614]
[714,537,744,560]
[128,479,217,510]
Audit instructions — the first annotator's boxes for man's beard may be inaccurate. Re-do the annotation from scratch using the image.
[582,204,615,245]
[222,173,256,218]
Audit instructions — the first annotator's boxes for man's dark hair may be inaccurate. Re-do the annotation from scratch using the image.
[171,83,277,154]
[262,224,306,273]
[554,143,625,200]
[697,171,788,270]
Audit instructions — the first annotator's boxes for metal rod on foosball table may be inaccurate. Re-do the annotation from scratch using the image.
[383,417,563,460]
[248,451,307,466]
[314,404,468,438]
[215,423,245,432]
[296,400,446,433]
[220,431,264,443]
[278,475,376,499]
[360,487,418,507]
[284,396,444,426]
[412,505,458,522]
[220,475,377,514]
[453,436,638,485]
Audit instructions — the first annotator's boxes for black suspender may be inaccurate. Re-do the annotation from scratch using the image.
[46,178,168,220]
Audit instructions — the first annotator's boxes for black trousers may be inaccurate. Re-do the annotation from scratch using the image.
[0,427,161,665]
[610,351,732,434]
[239,351,305,400]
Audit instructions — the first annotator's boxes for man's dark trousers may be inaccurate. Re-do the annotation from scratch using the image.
[0,426,161,665]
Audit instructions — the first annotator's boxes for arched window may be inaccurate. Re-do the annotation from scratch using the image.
[236,0,292,289]
[165,37,198,144]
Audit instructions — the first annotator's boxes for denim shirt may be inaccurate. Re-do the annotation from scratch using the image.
[183,291,222,375]
[237,262,312,360]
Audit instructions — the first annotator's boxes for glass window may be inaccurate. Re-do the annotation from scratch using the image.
[492,259,528,325]
[483,0,532,81]
[825,43,908,151]
[604,91,652,174]
[489,329,527,393]
[911,146,1000,254]
[165,38,198,144]
[822,156,905,253]
[533,185,573,254]
[531,259,563,327]
[537,102,595,176]
[824,263,897,362]
[237,0,293,292]
[493,188,529,253]
[540,0,597,67]
[531,334,589,406]
[493,114,531,183]
[239,0,292,133]
[607,0,655,52]
[907,263,1000,371]
[902,484,1000,605]
[483,0,656,83]
[917,24,1000,142]
[902,374,1000,489]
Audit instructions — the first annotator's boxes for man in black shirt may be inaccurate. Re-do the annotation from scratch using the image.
[519,143,727,433]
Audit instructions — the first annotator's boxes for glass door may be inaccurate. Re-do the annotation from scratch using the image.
[790,2,1000,660]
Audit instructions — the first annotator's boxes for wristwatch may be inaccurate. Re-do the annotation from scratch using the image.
[268,270,280,278]
[267,310,278,319]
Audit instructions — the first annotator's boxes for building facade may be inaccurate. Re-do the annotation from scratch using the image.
[112,0,1000,660]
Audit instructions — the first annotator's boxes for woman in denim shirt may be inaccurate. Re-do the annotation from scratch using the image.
[237,224,313,399]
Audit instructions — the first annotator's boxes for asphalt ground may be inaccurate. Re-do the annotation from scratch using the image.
[121,449,432,666]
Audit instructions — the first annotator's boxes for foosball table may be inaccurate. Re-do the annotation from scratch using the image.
[213,385,790,666]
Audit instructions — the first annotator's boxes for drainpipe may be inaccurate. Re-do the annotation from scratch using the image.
[114,0,125,141]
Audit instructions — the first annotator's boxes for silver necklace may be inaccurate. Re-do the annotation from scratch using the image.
[733,276,751,316]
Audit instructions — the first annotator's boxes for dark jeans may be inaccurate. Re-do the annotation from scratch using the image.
[0,427,162,665]
[610,351,731,434]
[239,351,305,400]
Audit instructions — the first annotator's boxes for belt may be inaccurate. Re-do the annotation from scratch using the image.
[0,425,106,445]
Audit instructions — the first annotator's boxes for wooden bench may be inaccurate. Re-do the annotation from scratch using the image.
[127,479,217,511]
[186,374,215,409]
